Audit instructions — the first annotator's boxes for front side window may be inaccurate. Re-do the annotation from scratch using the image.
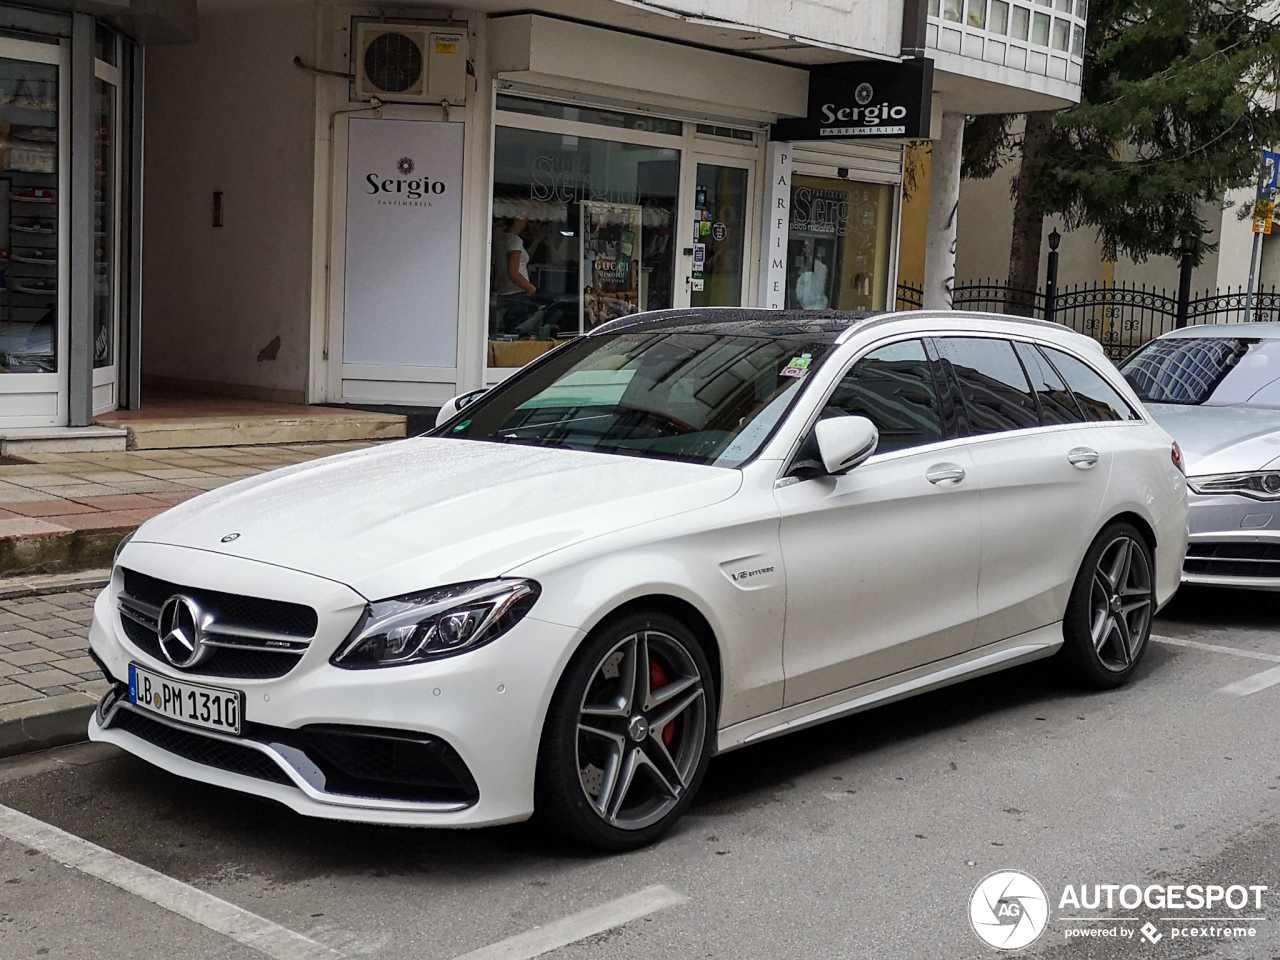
[1121,337,1280,409]
[823,339,945,454]
[939,337,1040,435]
[444,332,834,467]
[1046,346,1139,421]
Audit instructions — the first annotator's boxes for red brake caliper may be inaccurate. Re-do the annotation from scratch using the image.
[649,660,675,745]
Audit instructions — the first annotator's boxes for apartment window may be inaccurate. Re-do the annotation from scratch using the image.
[943,0,963,22]
[967,0,987,28]
[1032,11,1051,44]
[929,0,941,15]
[1072,23,1085,54]
[990,1,1010,33]
[1011,5,1030,38]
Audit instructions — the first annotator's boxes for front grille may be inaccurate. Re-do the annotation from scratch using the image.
[109,707,294,786]
[124,569,317,636]
[118,568,317,680]
[1185,542,1280,579]
[120,618,302,680]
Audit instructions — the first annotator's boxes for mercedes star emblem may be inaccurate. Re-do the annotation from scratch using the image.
[157,595,214,669]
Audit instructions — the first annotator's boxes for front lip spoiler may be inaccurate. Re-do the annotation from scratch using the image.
[96,692,473,815]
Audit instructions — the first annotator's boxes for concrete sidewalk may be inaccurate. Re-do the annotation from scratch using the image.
[0,441,379,576]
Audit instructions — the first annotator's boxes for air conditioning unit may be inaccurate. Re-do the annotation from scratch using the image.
[354,22,468,105]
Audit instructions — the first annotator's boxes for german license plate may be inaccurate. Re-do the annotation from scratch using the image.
[128,663,242,735]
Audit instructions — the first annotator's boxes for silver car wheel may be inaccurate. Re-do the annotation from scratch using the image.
[574,629,707,831]
[1089,535,1154,672]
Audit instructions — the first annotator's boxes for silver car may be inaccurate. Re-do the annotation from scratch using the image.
[1121,324,1280,590]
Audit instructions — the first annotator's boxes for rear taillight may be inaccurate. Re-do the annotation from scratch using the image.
[1171,441,1185,474]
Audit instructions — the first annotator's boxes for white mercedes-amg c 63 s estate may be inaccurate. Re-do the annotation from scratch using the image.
[87,309,1188,849]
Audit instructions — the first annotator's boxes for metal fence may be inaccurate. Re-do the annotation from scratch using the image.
[896,280,1280,360]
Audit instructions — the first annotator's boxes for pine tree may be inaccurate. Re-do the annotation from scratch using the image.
[963,0,1280,296]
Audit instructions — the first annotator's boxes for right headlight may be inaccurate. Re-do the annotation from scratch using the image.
[332,578,540,669]
[1188,472,1280,500]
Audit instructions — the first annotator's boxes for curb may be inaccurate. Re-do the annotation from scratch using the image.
[0,568,111,601]
[0,692,96,759]
[0,525,134,578]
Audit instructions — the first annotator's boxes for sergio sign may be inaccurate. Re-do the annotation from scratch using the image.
[772,58,933,141]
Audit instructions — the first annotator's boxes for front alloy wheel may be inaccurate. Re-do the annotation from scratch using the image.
[1063,521,1156,687]
[537,611,715,850]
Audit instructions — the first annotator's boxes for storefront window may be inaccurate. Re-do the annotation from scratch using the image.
[0,58,58,375]
[488,125,678,368]
[93,77,114,369]
[785,175,893,313]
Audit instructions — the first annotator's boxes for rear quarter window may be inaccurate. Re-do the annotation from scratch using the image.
[1042,346,1140,422]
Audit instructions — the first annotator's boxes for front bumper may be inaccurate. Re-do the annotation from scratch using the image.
[88,545,583,827]
[1181,490,1280,590]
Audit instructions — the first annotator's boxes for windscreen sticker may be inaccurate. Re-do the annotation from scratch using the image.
[780,354,813,378]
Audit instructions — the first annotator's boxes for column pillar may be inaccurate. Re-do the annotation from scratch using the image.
[923,112,965,310]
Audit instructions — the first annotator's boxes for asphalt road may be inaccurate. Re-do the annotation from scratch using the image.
[2,585,1279,960]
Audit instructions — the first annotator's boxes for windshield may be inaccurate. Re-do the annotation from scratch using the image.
[1121,337,1280,408]
[440,332,834,467]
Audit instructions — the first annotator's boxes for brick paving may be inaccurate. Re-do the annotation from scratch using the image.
[0,442,378,542]
[0,588,109,707]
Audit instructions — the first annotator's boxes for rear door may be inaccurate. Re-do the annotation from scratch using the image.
[936,336,1114,644]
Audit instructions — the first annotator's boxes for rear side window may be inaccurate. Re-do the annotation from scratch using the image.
[938,337,1040,435]
[1014,340,1086,425]
[1042,346,1140,422]
[824,339,945,454]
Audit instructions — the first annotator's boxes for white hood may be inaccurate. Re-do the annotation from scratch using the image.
[134,438,743,599]
[1144,403,1280,476]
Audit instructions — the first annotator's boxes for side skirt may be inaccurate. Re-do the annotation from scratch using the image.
[716,623,1064,753]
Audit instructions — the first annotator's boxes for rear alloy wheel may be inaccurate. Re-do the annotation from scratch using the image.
[1063,522,1155,687]
[536,611,714,850]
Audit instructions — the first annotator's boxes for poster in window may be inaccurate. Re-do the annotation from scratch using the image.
[580,201,642,332]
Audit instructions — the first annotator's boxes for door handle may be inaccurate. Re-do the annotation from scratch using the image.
[1068,447,1100,468]
[926,463,966,485]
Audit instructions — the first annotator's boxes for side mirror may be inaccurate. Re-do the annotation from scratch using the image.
[814,415,879,475]
[435,388,487,428]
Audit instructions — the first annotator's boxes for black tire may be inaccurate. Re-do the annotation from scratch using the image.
[1061,521,1156,688]
[535,609,716,851]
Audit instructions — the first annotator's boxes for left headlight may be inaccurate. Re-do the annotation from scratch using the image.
[332,579,540,669]
[1188,472,1280,500]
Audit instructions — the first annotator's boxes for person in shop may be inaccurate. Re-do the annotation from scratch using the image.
[491,215,540,337]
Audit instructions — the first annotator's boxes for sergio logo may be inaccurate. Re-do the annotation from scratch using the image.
[970,870,1050,950]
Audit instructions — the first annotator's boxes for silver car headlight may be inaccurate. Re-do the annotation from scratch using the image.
[332,579,540,668]
[1188,472,1280,500]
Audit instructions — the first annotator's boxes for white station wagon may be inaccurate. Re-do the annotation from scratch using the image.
[88,309,1188,849]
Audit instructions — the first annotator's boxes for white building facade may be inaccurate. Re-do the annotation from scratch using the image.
[0,0,1088,426]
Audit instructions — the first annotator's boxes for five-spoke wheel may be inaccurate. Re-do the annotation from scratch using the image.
[536,610,715,850]
[1064,521,1156,687]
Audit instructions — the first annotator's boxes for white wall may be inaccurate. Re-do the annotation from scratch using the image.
[143,0,317,400]
[612,0,901,60]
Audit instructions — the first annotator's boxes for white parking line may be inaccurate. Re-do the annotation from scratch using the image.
[450,884,687,960]
[1151,635,1280,697]
[0,802,344,960]
[1152,635,1280,663]
[1219,666,1280,698]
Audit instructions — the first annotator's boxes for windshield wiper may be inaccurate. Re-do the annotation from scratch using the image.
[501,414,615,437]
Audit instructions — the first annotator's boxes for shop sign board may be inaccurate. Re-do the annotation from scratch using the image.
[342,118,464,368]
[771,59,933,141]
[759,141,792,309]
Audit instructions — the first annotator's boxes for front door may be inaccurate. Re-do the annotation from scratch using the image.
[775,338,983,706]
[0,37,68,428]
[688,159,753,307]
